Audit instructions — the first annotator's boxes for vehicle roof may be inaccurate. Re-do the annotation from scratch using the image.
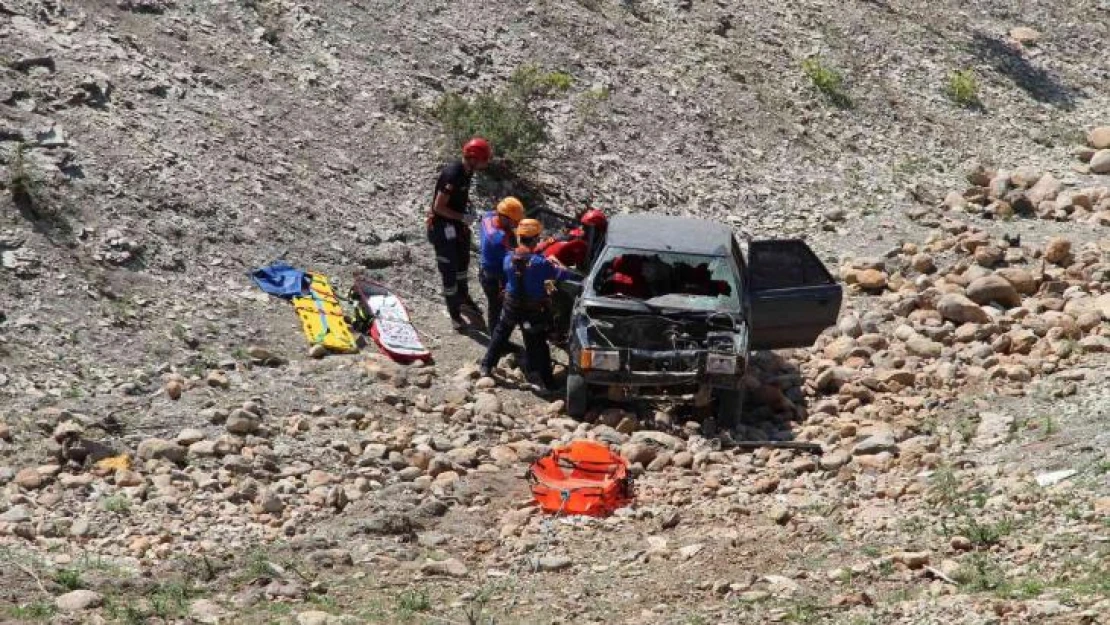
[605,214,735,255]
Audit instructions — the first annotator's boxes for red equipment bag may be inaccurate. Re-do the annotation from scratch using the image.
[528,440,633,517]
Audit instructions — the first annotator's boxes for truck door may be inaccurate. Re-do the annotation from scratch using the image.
[747,239,842,350]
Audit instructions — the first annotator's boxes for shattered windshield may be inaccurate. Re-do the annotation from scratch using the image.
[588,246,741,312]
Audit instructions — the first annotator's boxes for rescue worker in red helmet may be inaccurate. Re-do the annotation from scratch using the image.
[426,137,492,331]
[480,219,579,390]
[536,207,609,271]
[477,197,524,332]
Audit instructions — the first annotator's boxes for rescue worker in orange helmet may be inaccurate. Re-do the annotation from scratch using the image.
[426,137,492,331]
[480,219,579,390]
[477,197,524,332]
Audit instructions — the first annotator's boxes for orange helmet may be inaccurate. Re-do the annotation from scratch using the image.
[496,197,525,223]
[516,218,543,239]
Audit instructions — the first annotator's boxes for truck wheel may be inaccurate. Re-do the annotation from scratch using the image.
[715,388,745,429]
[566,374,589,418]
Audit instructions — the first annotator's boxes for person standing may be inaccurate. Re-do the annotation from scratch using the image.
[427,137,492,330]
[477,196,524,331]
[479,219,578,390]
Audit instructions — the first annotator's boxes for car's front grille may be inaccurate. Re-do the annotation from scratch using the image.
[626,349,701,373]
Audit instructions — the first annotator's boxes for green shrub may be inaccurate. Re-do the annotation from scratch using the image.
[8,142,38,208]
[434,91,547,177]
[802,56,852,108]
[510,64,574,99]
[946,69,980,107]
[53,568,83,591]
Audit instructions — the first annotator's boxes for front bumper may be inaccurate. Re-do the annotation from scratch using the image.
[577,347,744,390]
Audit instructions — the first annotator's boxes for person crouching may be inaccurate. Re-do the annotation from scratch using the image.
[479,219,577,390]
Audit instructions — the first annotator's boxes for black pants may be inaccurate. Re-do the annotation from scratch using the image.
[427,218,472,317]
[482,304,553,387]
[478,268,504,332]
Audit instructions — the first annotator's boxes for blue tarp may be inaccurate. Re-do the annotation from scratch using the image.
[252,263,309,299]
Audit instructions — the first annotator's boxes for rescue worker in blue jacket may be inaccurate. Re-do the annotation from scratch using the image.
[479,219,578,389]
[477,197,525,331]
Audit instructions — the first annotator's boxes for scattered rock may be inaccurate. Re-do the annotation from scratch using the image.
[937,293,990,324]
[421,557,468,577]
[14,467,44,489]
[531,556,573,572]
[1009,26,1040,45]
[55,590,103,612]
[0,505,31,523]
[138,438,186,464]
[852,432,898,456]
[1090,150,1110,174]
[966,275,1021,308]
[1043,237,1072,265]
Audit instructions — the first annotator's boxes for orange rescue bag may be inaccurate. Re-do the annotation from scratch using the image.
[528,440,633,517]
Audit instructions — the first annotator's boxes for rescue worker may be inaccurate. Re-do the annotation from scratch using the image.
[479,219,578,390]
[536,208,608,270]
[477,196,524,331]
[427,137,492,331]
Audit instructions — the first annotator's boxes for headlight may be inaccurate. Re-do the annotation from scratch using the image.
[706,353,736,375]
[580,349,621,371]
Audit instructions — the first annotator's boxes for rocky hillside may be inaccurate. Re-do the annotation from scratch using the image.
[1,0,1109,623]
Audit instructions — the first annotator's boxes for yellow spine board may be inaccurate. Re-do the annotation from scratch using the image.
[291,274,358,353]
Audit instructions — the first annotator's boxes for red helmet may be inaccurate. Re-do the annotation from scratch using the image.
[580,208,607,229]
[462,137,492,162]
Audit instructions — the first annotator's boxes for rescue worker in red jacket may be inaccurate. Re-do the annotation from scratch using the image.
[477,197,524,332]
[426,137,492,331]
[536,208,608,271]
[480,219,578,390]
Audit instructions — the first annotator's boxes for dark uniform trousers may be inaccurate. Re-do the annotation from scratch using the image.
[482,299,553,388]
[477,268,504,332]
[427,217,473,317]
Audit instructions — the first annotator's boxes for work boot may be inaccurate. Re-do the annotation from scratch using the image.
[478,364,492,378]
[451,314,467,332]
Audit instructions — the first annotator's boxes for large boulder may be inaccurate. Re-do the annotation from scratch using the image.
[966,275,1021,308]
[937,293,990,324]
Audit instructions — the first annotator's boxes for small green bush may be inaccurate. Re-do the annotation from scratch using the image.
[802,56,852,108]
[396,588,431,615]
[8,142,37,208]
[510,64,574,99]
[434,91,547,177]
[946,69,980,107]
[53,568,84,591]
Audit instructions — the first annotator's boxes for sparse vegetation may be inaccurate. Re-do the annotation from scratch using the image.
[510,64,575,99]
[396,588,432,617]
[802,56,852,108]
[4,602,56,621]
[101,494,132,514]
[954,553,1004,592]
[946,69,981,108]
[53,567,84,591]
[434,90,548,177]
[927,463,960,507]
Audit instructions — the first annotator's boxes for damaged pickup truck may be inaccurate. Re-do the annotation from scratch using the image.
[556,214,842,424]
